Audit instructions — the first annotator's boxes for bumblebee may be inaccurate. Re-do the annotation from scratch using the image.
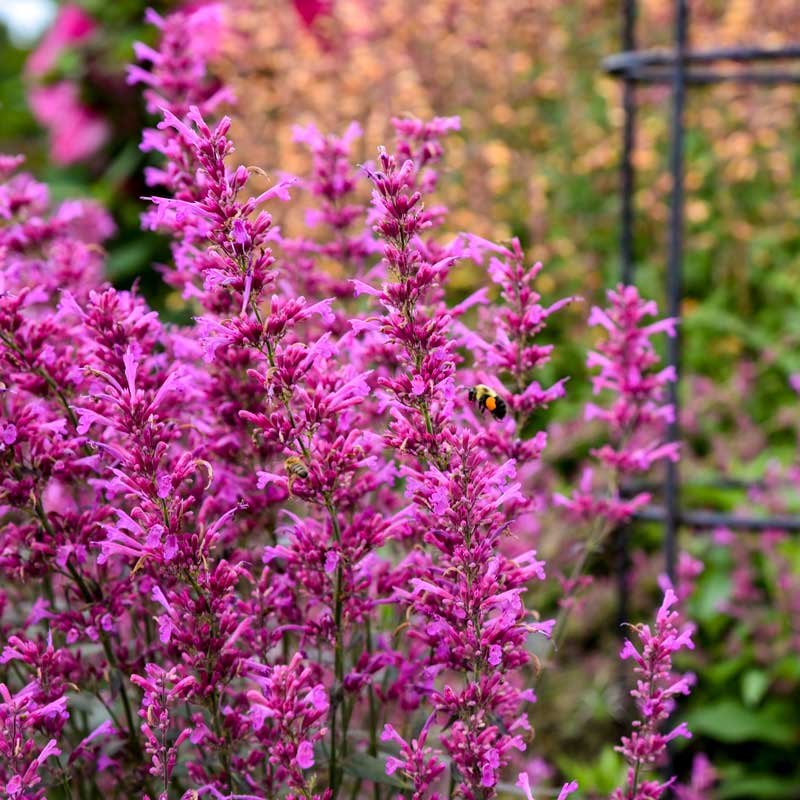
[285,456,309,480]
[468,384,506,420]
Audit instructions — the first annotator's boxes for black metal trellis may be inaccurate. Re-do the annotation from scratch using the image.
[603,1,800,582]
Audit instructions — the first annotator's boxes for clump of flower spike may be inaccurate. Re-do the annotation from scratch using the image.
[245,653,330,796]
[358,116,465,465]
[135,16,412,796]
[279,122,381,341]
[128,3,234,227]
[131,664,196,799]
[128,5,231,119]
[612,588,696,800]
[0,154,112,296]
[461,235,576,434]
[149,105,295,329]
[0,149,167,791]
[460,235,577,542]
[0,679,66,799]
[382,715,446,799]
[0,4,717,796]
[66,274,259,794]
[362,119,562,797]
[67,10,275,794]
[290,121,376,273]
[555,284,679,523]
[145,98,404,798]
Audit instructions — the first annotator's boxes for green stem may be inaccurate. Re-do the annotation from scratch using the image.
[536,464,622,686]
[553,519,611,647]
[630,759,642,798]
[421,403,434,437]
[365,617,380,800]
[326,499,345,798]
[448,765,457,800]
[210,688,233,790]
[0,331,80,429]
[534,516,612,690]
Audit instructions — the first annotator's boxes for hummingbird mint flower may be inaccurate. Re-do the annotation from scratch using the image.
[612,589,696,800]
[556,284,679,524]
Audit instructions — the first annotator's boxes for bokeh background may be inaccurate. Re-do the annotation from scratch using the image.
[2,1,799,797]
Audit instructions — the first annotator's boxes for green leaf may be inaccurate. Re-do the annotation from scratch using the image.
[692,568,731,625]
[717,775,800,800]
[685,700,797,746]
[773,654,800,683]
[741,669,770,707]
[102,142,143,187]
[106,238,159,281]
[704,653,747,686]
[555,746,625,795]
[342,752,412,790]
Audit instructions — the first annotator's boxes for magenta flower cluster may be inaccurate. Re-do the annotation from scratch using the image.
[0,6,699,800]
[612,589,696,800]
[556,284,679,524]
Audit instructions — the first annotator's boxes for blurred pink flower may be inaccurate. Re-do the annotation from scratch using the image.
[26,4,96,77]
[674,753,717,800]
[28,83,109,165]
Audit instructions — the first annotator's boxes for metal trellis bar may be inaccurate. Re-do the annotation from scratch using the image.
[604,0,800,583]
[663,0,688,582]
[604,43,800,74]
[634,506,800,532]
[614,69,800,85]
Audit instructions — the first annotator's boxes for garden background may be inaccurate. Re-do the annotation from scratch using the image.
[1,1,799,798]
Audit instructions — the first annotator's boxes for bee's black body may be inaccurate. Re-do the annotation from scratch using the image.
[285,456,309,479]
[468,384,507,420]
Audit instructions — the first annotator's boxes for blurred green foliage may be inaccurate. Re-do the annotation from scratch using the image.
[680,541,800,798]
